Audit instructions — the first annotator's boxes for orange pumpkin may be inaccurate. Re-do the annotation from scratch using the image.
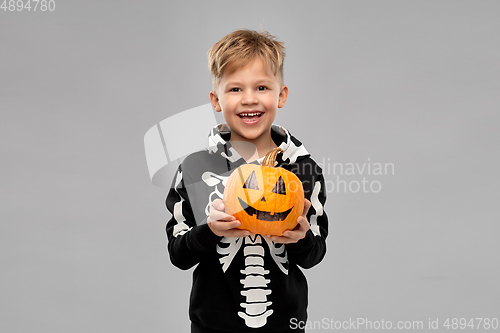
[223,147,304,236]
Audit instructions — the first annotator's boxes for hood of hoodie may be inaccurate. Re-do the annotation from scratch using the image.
[207,124,310,166]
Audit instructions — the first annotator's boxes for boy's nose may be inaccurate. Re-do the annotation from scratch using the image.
[241,91,258,105]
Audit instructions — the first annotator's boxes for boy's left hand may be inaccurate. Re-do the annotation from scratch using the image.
[264,199,311,244]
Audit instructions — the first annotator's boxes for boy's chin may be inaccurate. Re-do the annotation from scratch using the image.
[237,131,269,142]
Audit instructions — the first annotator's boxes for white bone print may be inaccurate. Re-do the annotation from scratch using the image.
[201,171,229,216]
[263,237,289,275]
[237,235,273,328]
[205,170,291,328]
[217,237,243,272]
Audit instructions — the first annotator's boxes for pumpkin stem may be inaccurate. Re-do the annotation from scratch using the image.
[262,147,284,167]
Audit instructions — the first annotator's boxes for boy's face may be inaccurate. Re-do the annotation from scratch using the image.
[210,58,288,145]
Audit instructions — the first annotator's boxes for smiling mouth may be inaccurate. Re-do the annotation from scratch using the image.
[238,112,263,120]
[238,197,292,221]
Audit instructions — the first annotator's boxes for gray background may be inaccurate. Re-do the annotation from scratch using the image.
[1,1,499,332]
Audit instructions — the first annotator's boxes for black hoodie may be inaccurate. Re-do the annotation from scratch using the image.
[166,124,328,332]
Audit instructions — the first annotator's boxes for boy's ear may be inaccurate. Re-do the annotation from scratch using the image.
[210,91,222,112]
[278,85,289,108]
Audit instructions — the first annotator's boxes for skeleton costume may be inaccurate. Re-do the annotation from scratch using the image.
[166,124,328,333]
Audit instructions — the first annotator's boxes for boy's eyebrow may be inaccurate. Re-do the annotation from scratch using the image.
[225,79,275,86]
[255,79,274,85]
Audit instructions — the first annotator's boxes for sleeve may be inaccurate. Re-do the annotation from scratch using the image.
[286,169,328,269]
[165,164,222,270]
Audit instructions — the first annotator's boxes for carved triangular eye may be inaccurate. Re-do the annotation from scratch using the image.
[243,171,259,190]
[272,176,286,195]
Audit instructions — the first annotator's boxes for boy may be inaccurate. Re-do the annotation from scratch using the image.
[166,29,328,332]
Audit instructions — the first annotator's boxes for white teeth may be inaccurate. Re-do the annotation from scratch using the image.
[239,112,262,117]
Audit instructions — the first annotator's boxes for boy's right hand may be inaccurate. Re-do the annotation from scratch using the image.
[207,199,251,238]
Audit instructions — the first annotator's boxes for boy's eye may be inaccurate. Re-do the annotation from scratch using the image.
[230,88,241,92]
[257,86,267,91]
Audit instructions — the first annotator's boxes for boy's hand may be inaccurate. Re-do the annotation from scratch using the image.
[264,199,312,244]
[207,199,252,238]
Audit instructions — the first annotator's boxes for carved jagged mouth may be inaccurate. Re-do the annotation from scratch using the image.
[238,197,293,221]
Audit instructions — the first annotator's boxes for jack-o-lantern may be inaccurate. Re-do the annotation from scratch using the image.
[223,147,304,236]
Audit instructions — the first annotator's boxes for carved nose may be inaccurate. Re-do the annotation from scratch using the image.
[260,196,266,202]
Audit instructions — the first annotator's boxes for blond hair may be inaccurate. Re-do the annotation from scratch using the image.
[207,29,286,92]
